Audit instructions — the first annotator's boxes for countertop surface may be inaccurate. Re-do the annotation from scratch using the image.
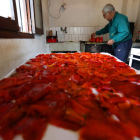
[47,41,79,43]
[46,41,140,44]
[80,41,108,44]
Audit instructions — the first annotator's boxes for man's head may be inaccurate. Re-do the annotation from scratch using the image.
[102,4,116,21]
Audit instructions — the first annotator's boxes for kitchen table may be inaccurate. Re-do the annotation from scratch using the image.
[1,52,140,140]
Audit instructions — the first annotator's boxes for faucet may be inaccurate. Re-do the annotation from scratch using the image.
[61,27,67,33]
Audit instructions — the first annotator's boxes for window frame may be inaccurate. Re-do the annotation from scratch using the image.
[0,0,44,38]
[0,30,34,38]
[33,0,44,35]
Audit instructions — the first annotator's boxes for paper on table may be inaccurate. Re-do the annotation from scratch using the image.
[42,124,79,140]
[12,124,79,140]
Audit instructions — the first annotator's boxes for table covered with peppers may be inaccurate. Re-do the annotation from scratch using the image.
[0,52,140,140]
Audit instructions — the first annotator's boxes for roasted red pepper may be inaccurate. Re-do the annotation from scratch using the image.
[0,53,140,140]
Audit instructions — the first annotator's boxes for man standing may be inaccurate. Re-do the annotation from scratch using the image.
[92,4,132,63]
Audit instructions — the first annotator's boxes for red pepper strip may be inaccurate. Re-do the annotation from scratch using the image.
[127,76,138,83]
[100,77,111,84]
[118,100,131,109]
[0,107,25,126]
[114,61,128,67]
[64,108,85,126]
[0,128,13,140]
[30,58,41,62]
[27,104,50,117]
[100,100,112,109]
[14,117,47,140]
[128,99,140,106]
[26,61,31,64]
[80,119,139,140]
[16,65,30,73]
[17,84,51,105]
[113,76,127,81]
[97,85,112,92]
[9,84,31,99]
[69,74,83,84]
[0,102,14,120]
[94,71,108,78]
[0,107,25,140]
[0,77,17,90]
[108,97,127,104]
[66,99,90,117]
[50,117,81,131]
[110,81,139,95]
[0,90,11,101]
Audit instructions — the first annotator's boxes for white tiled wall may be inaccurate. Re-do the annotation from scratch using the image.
[49,27,109,42]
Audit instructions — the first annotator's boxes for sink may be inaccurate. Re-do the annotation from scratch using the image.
[46,42,80,52]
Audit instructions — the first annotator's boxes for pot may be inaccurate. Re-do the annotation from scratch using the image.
[47,36,57,43]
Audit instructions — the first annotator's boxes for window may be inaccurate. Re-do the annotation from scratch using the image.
[0,0,14,19]
[0,0,43,38]
[0,0,18,31]
[33,0,43,35]
[15,0,33,34]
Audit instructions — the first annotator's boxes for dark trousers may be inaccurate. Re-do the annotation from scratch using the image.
[114,39,132,63]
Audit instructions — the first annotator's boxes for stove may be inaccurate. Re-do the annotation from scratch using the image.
[80,41,114,55]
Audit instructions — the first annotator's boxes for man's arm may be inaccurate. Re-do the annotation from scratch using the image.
[91,24,109,37]
[96,24,109,35]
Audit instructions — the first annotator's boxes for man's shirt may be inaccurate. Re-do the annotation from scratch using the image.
[96,12,132,48]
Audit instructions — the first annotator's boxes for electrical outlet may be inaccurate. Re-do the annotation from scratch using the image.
[63,3,67,9]
[61,3,66,12]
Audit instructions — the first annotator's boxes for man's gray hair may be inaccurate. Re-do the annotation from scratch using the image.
[102,4,115,13]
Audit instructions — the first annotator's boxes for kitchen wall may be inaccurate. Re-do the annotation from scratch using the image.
[125,0,139,23]
[0,0,49,80]
[48,0,140,42]
[50,26,109,42]
[49,0,124,27]
[42,0,50,33]
[48,0,121,42]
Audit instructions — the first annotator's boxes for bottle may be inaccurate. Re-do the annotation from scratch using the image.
[100,37,103,42]
[96,37,100,42]
[49,30,52,36]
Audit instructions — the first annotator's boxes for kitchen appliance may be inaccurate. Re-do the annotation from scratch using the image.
[47,31,58,43]
[80,41,114,55]
[47,36,57,43]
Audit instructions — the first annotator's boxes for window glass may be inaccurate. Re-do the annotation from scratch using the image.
[34,0,42,29]
[15,0,28,33]
[0,0,15,20]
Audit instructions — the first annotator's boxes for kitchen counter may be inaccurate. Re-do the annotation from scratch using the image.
[80,41,108,44]
[46,42,140,54]
[46,42,80,53]
[48,41,75,43]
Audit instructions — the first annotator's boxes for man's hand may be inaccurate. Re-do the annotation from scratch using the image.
[91,33,96,38]
[107,39,114,45]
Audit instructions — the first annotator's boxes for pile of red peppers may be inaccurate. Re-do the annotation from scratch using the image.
[0,52,140,140]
